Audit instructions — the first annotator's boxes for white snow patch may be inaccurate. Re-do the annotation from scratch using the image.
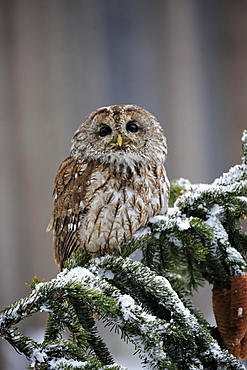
[133,227,151,238]
[58,266,95,282]
[242,131,247,143]
[153,276,173,290]
[97,269,115,280]
[40,304,52,313]
[49,358,87,369]
[173,178,193,191]
[149,215,167,223]
[118,295,135,321]
[104,270,115,280]
[225,246,244,262]
[167,207,181,216]
[176,217,190,231]
[237,195,247,203]
[209,342,225,358]
[194,184,211,192]
[154,232,161,239]
[30,348,47,363]
[168,236,183,247]
[238,307,243,316]
[210,204,221,216]
[212,164,247,186]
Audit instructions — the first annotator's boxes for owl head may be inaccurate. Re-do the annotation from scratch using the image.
[71,104,167,164]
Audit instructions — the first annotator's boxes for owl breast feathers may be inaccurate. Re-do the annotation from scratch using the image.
[47,104,169,269]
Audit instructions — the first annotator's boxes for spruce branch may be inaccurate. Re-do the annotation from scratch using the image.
[1,131,247,368]
[88,256,245,369]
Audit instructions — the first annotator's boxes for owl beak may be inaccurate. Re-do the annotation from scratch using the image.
[117,134,123,147]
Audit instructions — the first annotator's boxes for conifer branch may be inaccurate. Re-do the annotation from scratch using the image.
[0,130,247,368]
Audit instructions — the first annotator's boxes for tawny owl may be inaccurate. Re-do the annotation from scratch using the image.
[47,104,169,269]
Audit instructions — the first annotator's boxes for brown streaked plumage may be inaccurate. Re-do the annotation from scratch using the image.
[47,104,169,269]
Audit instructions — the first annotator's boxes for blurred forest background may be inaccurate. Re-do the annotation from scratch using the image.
[1,1,247,369]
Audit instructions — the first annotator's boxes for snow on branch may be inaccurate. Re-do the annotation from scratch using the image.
[1,131,247,369]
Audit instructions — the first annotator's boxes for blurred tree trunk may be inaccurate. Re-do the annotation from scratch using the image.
[220,0,247,164]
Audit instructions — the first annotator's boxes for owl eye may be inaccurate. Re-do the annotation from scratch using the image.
[99,125,112,137]
[126,121,139,133]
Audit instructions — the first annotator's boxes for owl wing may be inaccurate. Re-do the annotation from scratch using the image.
[47,156,93,269]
